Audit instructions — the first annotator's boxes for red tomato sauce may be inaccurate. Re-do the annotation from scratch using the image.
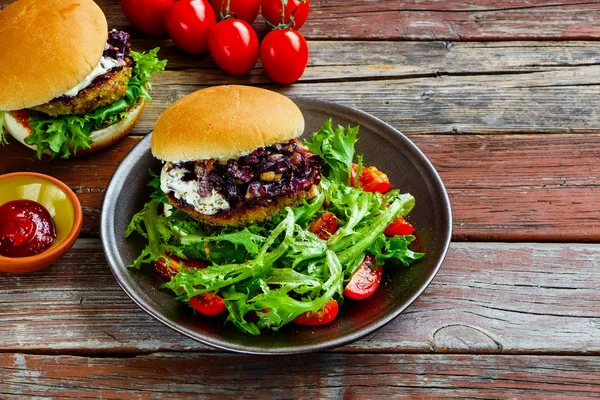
[0,200,56,258]
[10,110,31,130]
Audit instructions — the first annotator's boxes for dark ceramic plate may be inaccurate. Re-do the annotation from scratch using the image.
[101,98,452,354]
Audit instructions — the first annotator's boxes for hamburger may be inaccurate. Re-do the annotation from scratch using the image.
[0,0,166,158]
[151,85,322,226]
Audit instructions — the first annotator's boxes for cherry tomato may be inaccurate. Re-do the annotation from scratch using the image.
[384,216,415,236]
[121,0,175,37]
[209,19,259,76]
[262,0,309,30]
[189,293,227,316]
[165,0,217,54]
[209,0,260,23]
[293,299,339,326]
[154,254,208,280]
[343,254,383,300]
[351,164,392,194]
[260,29,308,84]
[308,212,338,240]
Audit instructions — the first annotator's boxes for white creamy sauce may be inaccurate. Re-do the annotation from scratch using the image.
[160,162,230,216]
[60,55,125,97]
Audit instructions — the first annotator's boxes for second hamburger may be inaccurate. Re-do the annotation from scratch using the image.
[0,0,166,158]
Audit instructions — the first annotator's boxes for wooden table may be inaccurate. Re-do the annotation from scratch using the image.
[2,0,600,397]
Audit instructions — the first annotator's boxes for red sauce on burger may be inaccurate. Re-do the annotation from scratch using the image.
[10,110,31,130]
[0,200,56,257]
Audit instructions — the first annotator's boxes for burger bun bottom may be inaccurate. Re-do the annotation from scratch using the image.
[4,98,145,157]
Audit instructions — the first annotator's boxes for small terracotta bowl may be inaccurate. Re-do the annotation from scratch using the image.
[0,172,83,273]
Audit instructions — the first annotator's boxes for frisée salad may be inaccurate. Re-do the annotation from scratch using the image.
[126,120,424,335]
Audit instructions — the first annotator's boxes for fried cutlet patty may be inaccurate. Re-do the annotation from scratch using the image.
[160,139,322,227]
[166,190,309,227]
[30,61,132,116]
[30,29,132,117]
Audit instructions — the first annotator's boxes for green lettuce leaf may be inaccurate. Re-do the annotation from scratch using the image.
[163,209,295,299]
[367,234,424,267]
[21,48,166,159]
[303,119,359,185]
[125,199,184,268]
[180,228,266,258]
[148,169,169,204]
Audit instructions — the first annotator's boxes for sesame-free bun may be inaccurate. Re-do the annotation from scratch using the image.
[4,99,145,157]
[0,0,108,111]
[151,85,305,162]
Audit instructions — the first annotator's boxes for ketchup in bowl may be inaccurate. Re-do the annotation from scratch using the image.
[0,200,57,257]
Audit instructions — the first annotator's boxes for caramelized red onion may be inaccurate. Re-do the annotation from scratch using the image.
[168,139,322,211]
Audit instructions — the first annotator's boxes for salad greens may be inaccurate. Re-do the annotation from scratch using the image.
[126,120,424,335]
[0,49,166,159]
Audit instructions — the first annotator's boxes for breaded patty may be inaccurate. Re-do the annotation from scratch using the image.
[31,61,132,116]
[167,191,307,227]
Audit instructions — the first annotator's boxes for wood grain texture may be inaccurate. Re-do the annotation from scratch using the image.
[131,39,600,71]
[120,40,600,136]
[3,133,600,241]
[1,239,598,354]
[306,0,600,41]
[3,0,597,41]
[140,68,600,136]
[1,352,600,398]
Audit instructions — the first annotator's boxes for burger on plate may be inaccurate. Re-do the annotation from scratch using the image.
[0,0,166,158]
[124,85,424,336]
[151,85,322,226]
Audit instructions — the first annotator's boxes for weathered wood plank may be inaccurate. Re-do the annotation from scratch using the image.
[416,133,600,241]
[3,133,600,241]
[306,0,600,41]
[4,0,600,41]
[138,66,600,136]
[4,0,597,41]
[135,41,600,137]
[129,39,600,71]
[1,239,598,354]
[123,41,600,136]
[1,352,600,398]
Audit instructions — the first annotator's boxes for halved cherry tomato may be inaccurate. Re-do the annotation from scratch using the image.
[260,29,308,84]
[121,0,175,37]
[209,0,260,23]
[154,254,208,280]
[308,212,338,240]
[262,0,310,30]
[351,164,392,194]
[384,216,415,236]
[343,254,382,300]
[209,19,259,76]
[189,293,227,316]
[164,0,216,54]
[293,299,338,326]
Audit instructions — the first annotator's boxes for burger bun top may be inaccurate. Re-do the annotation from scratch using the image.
[0,0,108,111]
[150,85,305,162]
